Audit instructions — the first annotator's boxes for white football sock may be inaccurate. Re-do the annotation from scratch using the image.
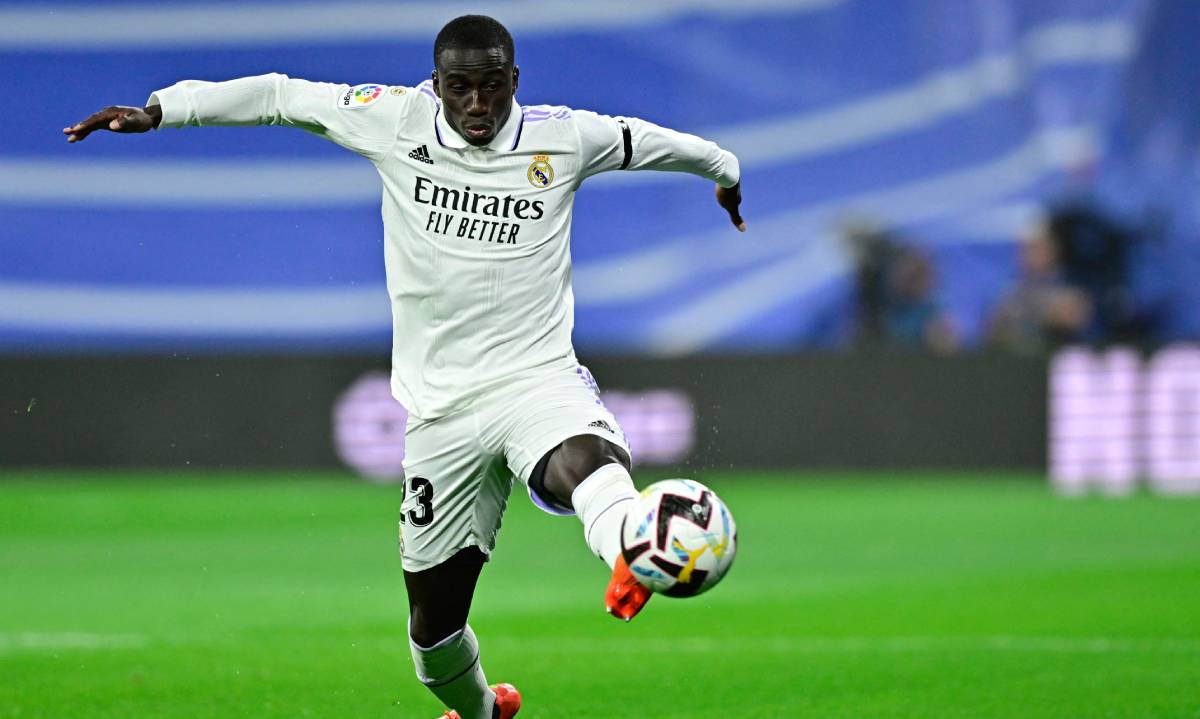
[409,624,495,719]
[571,463,638,568]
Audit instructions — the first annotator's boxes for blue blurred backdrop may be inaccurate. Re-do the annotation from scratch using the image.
[2,0,1196,354]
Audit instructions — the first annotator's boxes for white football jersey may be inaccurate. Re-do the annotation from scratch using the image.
[150,74,740,419]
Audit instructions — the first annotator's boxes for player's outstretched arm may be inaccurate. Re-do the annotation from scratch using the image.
[63,75,403,161]
[576,111,746,231]
[63,104,162,143]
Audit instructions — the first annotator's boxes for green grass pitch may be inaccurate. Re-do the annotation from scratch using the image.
[2,472,1198,718]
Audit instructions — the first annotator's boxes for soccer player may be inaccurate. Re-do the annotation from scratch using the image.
[64,15,743,719]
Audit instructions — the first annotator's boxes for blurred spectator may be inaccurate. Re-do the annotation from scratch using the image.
[885,247,959,354]
[1048,203,1141,343]
[990,200,1152,352]
[844,220,898,345]
[988,217,1093,353]
[845,222,959,354]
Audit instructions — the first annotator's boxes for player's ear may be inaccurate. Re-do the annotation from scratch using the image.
[431,70,440,97]
[512,66,520,94]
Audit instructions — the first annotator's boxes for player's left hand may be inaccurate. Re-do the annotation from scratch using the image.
[715,182,746,232]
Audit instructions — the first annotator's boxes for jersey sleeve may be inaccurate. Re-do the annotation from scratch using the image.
[574,110,740,188]
[147,74,407,163]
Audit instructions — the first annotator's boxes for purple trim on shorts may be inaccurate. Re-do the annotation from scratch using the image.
[528,485,575,517]
[577,365,602,404]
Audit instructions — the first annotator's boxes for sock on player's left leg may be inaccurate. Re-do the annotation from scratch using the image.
[571,463,638,568]
[409,624,496,719]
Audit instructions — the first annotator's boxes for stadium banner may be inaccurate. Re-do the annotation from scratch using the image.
[1049,344,1200,495]
[6,0,1200,354]
[0,353,1046,473]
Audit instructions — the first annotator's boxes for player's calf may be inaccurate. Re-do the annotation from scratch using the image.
[405,548,496,719]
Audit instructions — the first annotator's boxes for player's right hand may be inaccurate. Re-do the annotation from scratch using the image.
[63,105,162,143]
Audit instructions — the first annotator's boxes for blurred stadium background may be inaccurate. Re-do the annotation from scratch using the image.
[3,1,1199,717]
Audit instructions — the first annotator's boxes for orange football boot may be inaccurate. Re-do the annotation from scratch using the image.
[605,555,653,622]
[490,683,521,718]
[438,683,521,719]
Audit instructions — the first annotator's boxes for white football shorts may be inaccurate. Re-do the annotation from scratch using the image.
[398,363,629,572]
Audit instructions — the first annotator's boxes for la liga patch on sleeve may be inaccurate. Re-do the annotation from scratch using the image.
[339,84,387,109]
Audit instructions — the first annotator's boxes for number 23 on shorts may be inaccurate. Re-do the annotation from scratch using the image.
[401,476,435,527]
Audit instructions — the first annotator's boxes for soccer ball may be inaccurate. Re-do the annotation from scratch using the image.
[620,479,737,597]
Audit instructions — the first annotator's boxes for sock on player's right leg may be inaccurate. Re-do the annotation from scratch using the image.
[409,624,496,719]
[571,463,638,568]
[571,463,653,621]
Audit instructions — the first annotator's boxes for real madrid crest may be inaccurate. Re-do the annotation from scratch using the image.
[527,154,554,188]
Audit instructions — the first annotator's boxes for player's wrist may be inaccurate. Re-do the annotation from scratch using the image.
[144,104,163,129]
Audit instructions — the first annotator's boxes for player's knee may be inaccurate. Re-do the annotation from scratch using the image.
[408,607,466,648]
[542,434,630,505]
[408,586,475,647]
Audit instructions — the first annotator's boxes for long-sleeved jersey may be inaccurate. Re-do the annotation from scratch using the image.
[149,74,740,419]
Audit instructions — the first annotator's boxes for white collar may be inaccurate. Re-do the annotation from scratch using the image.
[434,100,523,152]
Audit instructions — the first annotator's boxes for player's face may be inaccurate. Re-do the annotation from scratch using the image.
[433,47,519,147]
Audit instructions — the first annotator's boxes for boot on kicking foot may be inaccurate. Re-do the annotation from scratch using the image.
[605,555,652,622]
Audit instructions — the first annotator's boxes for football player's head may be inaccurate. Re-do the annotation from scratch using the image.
[433,15,520,147]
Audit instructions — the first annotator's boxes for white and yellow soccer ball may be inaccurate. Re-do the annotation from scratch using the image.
[620,479,737,597]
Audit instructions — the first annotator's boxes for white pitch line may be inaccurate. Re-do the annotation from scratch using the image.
[488,635,1200,654]
[0,632,147,653]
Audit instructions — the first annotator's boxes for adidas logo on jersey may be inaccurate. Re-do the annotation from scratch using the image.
[408,145,434,164]
[588,419,615,434]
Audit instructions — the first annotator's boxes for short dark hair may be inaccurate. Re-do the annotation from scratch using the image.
[434,15,514,66]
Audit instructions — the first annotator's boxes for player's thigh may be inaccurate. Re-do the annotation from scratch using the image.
[400,413,513,573]
[499,365,631,513]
